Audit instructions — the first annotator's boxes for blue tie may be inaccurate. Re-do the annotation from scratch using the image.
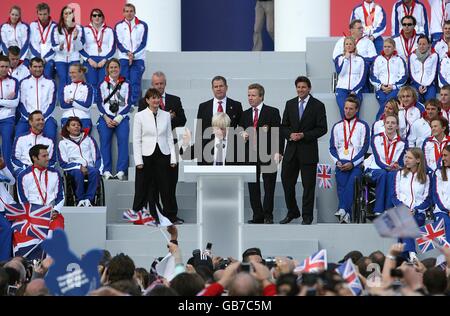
[299,100,305,120]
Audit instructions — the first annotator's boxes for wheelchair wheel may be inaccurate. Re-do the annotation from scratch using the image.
[352,176,361,223]
[93,178,105,206]
[63,173,76,206]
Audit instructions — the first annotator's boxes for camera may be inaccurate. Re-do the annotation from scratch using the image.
[264,257,277,269]
[239,262,252,273]
[7,285,18,296]
[109,100,120,113]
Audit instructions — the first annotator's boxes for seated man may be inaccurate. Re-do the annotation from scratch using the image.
[16,144,64,219]
[8,45,30,82]
[58,117,102,207]
[12,110,56,175]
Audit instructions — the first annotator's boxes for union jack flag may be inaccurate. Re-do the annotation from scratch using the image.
[416,219,450,254]
[317,164,332,189]
[336,258,363,296]
[4,202,52,259]
[294,249,327,273]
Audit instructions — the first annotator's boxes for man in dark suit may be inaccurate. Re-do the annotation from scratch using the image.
[194,76,243,163]
[280,76,327,225]
[138,71,186,224]
[240,83,284,224]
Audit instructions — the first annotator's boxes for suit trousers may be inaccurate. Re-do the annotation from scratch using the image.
[248,164,277,221]
[281,152,317,221]
[132,145,174,220]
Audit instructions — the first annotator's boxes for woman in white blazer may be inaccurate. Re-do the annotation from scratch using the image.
[125,88,177,224]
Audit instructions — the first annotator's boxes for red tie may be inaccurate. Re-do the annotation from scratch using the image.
[217,101,223,113]
[253,107,259,128]
[159,97,165,110]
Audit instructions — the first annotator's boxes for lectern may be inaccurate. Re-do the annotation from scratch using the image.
[183,165,256,259]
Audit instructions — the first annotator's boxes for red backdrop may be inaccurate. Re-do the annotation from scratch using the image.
[0,0,126,25]
[330,0,432,36]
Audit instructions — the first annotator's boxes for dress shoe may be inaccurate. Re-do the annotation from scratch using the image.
[172,217,185,225]
[279,216,299,224]
[247,219,264,224]
[264,218,274,224]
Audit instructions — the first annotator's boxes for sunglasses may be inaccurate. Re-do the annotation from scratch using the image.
[402,23,414,26]
[92,14,103,18]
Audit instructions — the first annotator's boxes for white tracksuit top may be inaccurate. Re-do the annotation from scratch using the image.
[0,21,30,58]
[334,53,367,93]
[50,24,85,63]
[114,17,148,61]
[19,75,56,120]
[60,81,93,120]
[393,170,431,213]
[370,52,408,90]
[392,0,429,36]
[368,133,407,170]
[422,136,450,172]
[80,23,116,61]
[408,117,431,148]
[409,50,439,87]
[0,75,19,120]
[29,20,57,61]
[58,133,102,172]
[350,2,387,39]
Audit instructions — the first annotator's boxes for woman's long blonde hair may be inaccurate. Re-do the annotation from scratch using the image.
[402,148,427,184]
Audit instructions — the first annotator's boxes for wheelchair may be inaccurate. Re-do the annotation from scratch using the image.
[352,170,377,223]
[63,171,105,206]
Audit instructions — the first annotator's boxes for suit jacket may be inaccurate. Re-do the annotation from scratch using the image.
[133,108,176,166]
[281,95,327,164]
[239,104,284,167]
[138,93,187,130]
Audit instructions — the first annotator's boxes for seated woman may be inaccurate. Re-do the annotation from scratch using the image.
[372,98,400,136]
[334,36,367,119]
[438,49,450,88]
[432,145,450,245]
[392,148,432,255]
[58,117,101,207]
[370,38,407,120]
[60,63,93,133]
[97,58,131,180]
[422,117,450,173]
[409,35,439,103]
[366,114,406,215]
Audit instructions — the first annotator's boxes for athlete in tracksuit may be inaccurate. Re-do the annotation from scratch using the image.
[422,117,450,172]
[29,17,57,79]
[392,148,432,254]
[350,1,387,53]
[97,62,131,178]
[398,86,426,139]
[80,10,116,99]
[0,66,19,172]
[334,38,367,119]
[372,99,400,136]
[428,0,450,44]
[0,16,30,59]
[392,0,429,37]
[8,47,30,82]
[0,160,15,261]
[432,145,450,244]
[58,117,102,207]
[114,7,147,105]
[408,99,440,148]
[438,52,450,88]
[329,97,370,222]
[17,68,57,143]
[366,115,407,215]
[370,40,407,119]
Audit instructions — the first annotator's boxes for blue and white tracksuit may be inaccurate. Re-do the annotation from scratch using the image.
[17,165,64,213]
[60,81,93,132]
[438,53,450,87]
[428,0,450,43]
[58,133,102,203]
[0,75,19,171]
[12,130,56,176]
[408,117,431,148]
[393,31,419,63]
[51,25,85,97]
[350,1,387,53]
[392,0,429,37]
[434,38,450,60]
[398,103,425,139]
[334,53,367,118]
[370,51,408,119]
[97,76,131,174]
[367,133,407,214]
[409,50,439,103]
[115,17,148,105]
[0,21,30,59]
[372,118,385,136]
[17,75,57,142]
[442,107,450,123]
[8,61,30,82]
[422,136,450,172]
[29,20,57,78]
[80,23,116,96]
[329,118,370,217]
[393,169,432,253]
[432,167,450,244]
[0,166,15,261]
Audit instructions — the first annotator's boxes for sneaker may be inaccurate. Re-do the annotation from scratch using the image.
[334,209,346,222]
[123,209,139,222]
[84,200,92,207]
[103,171,113,180]
[115,171,125,181]
[77,200,85,207]
[341,213,351,224]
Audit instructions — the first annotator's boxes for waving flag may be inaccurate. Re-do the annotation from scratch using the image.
[416,219,450,254]
[317,164,332,189]
[336,258,363,296]
[294,249,327,273]
[4,202,52,258]
[123,202,173,227]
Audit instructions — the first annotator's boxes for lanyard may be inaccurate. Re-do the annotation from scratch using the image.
[63,27,73,52]
[402,2,415,17]
[343,118,358,155]
[37,19,52,44]
[88,24,106,53]
[401,32,416,57]
[383,134,398,165]
[434,137,450,162]
[362,2,376,27]
[32,166,48,205]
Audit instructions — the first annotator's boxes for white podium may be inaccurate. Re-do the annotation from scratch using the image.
[183,165,256,259]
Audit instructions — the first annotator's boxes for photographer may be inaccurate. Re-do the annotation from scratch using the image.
[97,58,132,180]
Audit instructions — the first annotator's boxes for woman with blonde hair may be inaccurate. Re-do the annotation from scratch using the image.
[372,98,400,136]
[0,6,29,59]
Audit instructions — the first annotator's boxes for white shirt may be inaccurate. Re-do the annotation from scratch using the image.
[213,136,228,165]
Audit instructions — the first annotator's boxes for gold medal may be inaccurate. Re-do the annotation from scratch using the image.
[344,148,349,155]
[98,47,102,54]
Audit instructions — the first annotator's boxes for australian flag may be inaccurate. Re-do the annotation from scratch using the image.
[4,202,52,259]
[317,164,332,189]
[336,258,363,296]
[416,219,450,254]
[294,249,327,273]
